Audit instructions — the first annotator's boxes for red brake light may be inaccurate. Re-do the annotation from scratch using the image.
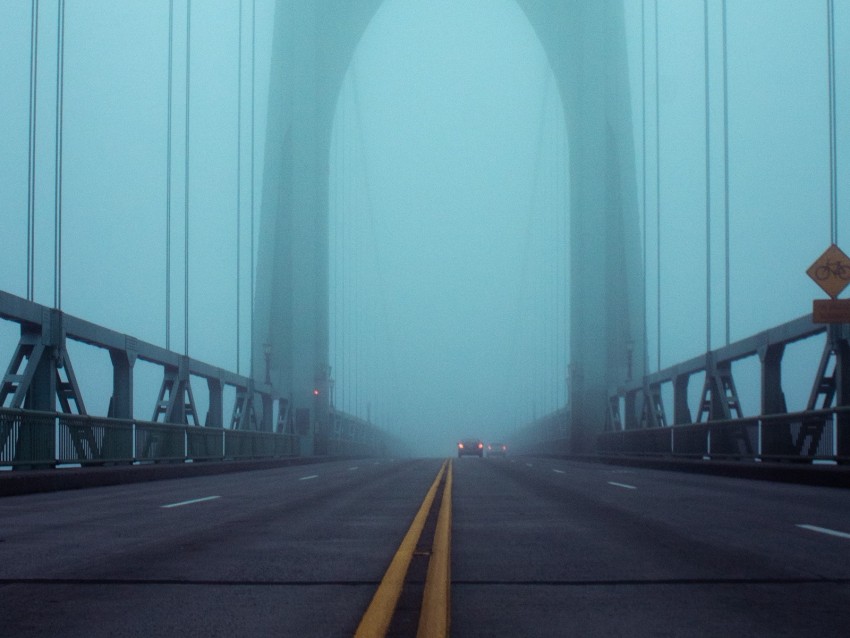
[458,443,464,449]
[478,442,483,449]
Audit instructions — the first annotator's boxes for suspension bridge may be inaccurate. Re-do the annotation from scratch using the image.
[1,1,849,635]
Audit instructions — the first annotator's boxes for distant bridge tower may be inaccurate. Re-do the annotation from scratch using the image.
[253,0,645,453]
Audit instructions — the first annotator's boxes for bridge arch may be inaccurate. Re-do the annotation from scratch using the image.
[254,0,644,453]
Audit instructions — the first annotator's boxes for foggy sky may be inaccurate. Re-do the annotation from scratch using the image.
[0,0,848,455]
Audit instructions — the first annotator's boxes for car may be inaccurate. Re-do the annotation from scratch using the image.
[487,442,508,457]
[457,438,484,458]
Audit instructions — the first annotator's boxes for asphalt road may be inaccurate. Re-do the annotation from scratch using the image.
[1,457,849,636]
[452,456,850,637]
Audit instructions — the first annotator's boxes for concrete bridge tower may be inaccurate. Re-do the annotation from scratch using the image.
[253,0,645,453]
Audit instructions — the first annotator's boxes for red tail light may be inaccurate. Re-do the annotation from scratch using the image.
[458,443,464,449]
[477,442,483,449]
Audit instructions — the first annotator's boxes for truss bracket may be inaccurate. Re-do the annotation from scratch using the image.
[152,357,199,425]
[0,311,86,414]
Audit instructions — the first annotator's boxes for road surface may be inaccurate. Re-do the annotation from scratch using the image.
[1,457,849,636]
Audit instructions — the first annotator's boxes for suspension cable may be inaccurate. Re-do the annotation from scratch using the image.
[236,0,242,373]
[654,0,661,370]
[184,0,191,356]
[27,0,39,302]
[53,0,65,310]
[332,69,341,411]
[704,0,712,353]
[339,74,347,413]
[166,0,173,351]
[549,99,558,411]
[827,0,838,245]
[250,0,256,377]
[641,0,647,366]
[560,115,568,407]
[722,0,730,345]
[352,71,360,417]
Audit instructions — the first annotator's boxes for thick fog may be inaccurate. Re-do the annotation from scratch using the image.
[327,0,568,452]
[0,1,848,455]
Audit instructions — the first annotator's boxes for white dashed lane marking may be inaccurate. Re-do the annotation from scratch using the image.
[161,496,220,509]
[299,475,319,481]
[797,524,850,540]
[607,481,637,490]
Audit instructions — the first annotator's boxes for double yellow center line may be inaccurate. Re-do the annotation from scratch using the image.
[355,459,453,638]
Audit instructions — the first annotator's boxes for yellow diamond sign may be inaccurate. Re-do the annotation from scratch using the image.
[807,244,850,299]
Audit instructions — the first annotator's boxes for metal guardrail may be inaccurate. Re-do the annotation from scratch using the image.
[1,410,55,467]
[597,407,850,463]
[0,291,397,464]
[0,407,299,468]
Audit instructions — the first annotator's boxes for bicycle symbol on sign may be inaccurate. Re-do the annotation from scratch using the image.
[814,259,850,282]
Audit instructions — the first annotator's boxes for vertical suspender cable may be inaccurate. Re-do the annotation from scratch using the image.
[347,75,352,414]
[184,0,191,356]
[704,0,711,352]
[552,108,558,405]
[641,0,647,368]
[562,121,568,407]
[236,0,242,374]
[338,79,346,412]
[337,78,344,413]
[353,75,360,417]
[654,0,661,370]
[332,81,339,411]
[352,92,357,414]
[546,97,553,411]
[344,75,351,414]
[722,0,730,345]
[250,0,256,377]
[550,100,558,409]
[53,0,65,310]
[827,0,838,245]
[27,0,39,302]
[551,102,567,410]
[166,0,173,351]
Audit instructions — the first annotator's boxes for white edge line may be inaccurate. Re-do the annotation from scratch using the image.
[552,469,566,474]
[607,481,637,490]
[797,524,850,540]
[299,474,319,481]
[161,495,220,509]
